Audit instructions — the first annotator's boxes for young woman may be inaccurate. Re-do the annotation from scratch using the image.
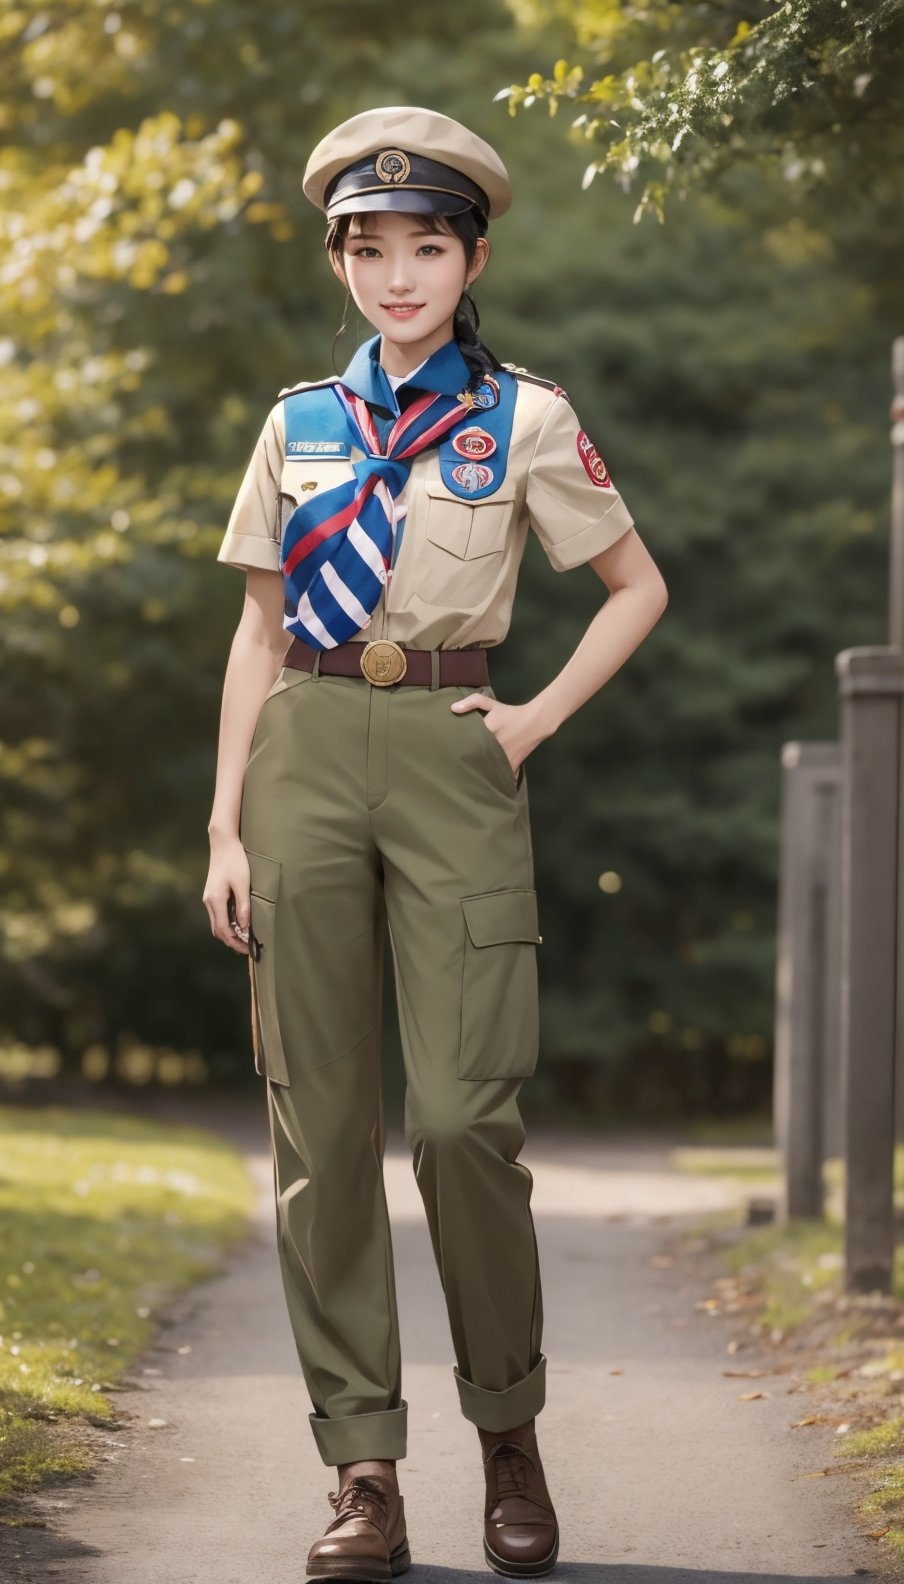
[204,105,668,1580]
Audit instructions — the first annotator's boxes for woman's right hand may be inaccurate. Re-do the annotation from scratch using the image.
[203,834,252,955]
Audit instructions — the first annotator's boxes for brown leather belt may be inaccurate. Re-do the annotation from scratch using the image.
[283,635,490,688]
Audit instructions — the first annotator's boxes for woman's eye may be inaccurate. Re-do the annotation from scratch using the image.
[418,245,443,256]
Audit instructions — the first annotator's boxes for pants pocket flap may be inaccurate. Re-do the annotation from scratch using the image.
[247,849,281,903]
[461,888,541,948]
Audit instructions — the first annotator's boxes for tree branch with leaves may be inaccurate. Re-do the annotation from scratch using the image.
[497,0,904,220]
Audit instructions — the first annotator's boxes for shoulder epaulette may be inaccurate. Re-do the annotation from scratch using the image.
[499,363,569,400]
[276,376,341,402]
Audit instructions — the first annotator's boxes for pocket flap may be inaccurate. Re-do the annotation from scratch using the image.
[424,478,518,504]
[280,457,354,503]
[247,849,281,902]
[461,888,541,947]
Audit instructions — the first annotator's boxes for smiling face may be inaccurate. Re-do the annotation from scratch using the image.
[328,208,489,376]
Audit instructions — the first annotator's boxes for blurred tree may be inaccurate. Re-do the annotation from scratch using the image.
[497,160,888,1113]
[500,0,904,220]
[0,0,589,1087]
[0,0,894,1116]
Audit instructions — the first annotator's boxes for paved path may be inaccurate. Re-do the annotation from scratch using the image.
[22,1118,885,1582]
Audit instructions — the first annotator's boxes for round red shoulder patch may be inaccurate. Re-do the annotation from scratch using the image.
[576,429,612,488]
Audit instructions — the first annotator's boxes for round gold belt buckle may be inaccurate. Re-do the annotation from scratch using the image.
[359,638,408,686]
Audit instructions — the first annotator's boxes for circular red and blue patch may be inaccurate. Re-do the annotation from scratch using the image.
[469,376,500,411]
[451,426,497,460]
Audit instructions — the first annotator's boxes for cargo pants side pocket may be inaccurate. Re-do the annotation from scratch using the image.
[458,888,542,1081]
[246,849,291,1088]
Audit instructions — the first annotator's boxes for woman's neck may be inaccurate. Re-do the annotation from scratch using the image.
[377,320,456,378]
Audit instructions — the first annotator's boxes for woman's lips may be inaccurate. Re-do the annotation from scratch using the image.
[383,303,424,316]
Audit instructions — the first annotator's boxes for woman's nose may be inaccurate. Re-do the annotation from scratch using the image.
[386,261,416,292]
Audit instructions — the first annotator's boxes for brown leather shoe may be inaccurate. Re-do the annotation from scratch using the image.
[481,1435,559,1576]
[306,1473,411,1581]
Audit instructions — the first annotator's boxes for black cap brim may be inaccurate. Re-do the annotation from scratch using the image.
[326,188,479,219]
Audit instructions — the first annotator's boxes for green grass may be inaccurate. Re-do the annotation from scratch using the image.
[0,1104,254,1505]
[674,1115,776,1147]
[671,1146,782,1184]
[721,1217,846,1333]
[669,1146,904,1565]
[838,1419,904,1560]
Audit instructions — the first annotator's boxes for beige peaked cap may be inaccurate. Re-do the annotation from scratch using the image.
[302,105,513,221]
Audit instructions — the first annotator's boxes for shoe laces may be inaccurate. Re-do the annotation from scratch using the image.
[326,1475,391,1530]
[485,1439,538,1499]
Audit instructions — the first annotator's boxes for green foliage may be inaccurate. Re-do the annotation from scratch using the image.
[0,1104,252,1498]
[500,0,904,220]
[0,1,894,1111]
[494,156,888,1096]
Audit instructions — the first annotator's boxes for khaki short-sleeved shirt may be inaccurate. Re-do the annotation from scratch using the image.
[217,365,635,650]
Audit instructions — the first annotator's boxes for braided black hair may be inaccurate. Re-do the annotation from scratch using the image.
[452,287,505,389]
[325,207,503,389]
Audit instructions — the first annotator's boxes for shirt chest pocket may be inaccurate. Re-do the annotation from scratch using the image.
[276,458,357,544]
[415,479,519,606]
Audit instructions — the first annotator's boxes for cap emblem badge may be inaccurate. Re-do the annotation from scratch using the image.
[375,149,412,185]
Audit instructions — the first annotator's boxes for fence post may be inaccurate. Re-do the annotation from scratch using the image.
[890,340,904,1146]
[773,743,842,1219]
[836,647,904,1293]
[888,337,904,646]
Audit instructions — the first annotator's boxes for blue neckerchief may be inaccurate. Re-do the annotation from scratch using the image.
[339,332,473,420]
[279,374,484,648]
[284,334,517,504]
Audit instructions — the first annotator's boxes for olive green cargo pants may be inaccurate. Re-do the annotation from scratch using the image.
[238,657,547,1467]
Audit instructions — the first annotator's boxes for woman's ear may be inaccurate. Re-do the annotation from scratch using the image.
[465,237,490,290]
[328,251,347,287]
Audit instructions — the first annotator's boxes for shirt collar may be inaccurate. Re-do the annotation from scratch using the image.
[338,332,472,413]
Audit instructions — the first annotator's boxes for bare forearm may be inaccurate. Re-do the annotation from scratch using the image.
[208,629,287,841]
[531,584,668,735]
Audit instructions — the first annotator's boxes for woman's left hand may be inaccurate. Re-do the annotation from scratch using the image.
[450,694,555,781]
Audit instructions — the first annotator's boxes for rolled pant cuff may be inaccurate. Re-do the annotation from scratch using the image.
[453,1352,547,1432]
[309,1402,408,1466]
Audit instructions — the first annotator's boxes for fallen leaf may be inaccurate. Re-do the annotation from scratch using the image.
[738,1391,768,1401]
[723,1369,768,1378]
